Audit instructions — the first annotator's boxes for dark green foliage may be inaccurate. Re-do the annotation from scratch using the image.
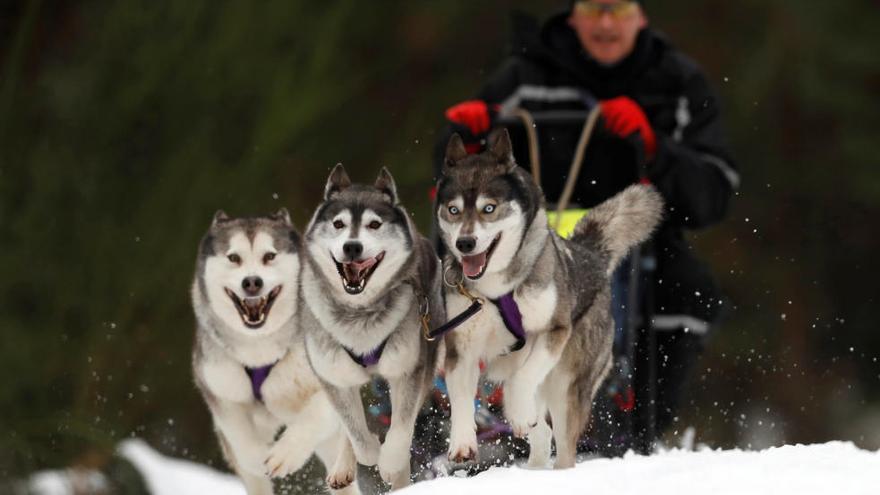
[0,0,542,478]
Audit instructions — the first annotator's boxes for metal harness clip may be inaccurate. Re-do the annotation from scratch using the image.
[457,283,483,305]
[419,295,434,341]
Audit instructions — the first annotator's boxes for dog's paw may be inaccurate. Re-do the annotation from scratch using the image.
[447,428,478,463]
[326,437,357,490]
[326,469,355,490]
[352,435,381,466]
[378,441,410,485]
[239,458,271,479]
[448,443,479,464]
[504,386,538,438]
[264,436,310,478]
[447,421,479,463]
[510,418,539,438]
[526,421,552,469]
[526,455,551,469]
[232,443,271,478]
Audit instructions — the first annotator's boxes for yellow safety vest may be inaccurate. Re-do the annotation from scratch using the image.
[547,208,589,239]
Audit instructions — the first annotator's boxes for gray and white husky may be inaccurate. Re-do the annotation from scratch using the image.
[436,130,663,468]
[301,166,443,490]
[191,210,359,495]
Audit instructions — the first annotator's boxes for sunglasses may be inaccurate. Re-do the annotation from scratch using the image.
[573,1,639,19]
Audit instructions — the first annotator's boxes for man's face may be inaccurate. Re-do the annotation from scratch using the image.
[567,0,647,66]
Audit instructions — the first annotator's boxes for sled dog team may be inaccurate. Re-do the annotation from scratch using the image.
[191,130,664,494]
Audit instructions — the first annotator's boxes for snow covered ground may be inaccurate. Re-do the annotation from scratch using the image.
[26,439,246,495]
[401,442,880,495]
[26,439,880,494]
[118,439,245,495]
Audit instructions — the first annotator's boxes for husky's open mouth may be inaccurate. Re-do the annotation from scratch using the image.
[334,252,385,295]
[460,234,501,280]
[224,285,282,328]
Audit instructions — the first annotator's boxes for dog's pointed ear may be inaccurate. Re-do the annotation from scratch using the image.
[212,209,230,227]
[488,128,515,171]
[272,207,292,226]
[324,163,351,200]
[374,167,399,205]
[443,133,468,171]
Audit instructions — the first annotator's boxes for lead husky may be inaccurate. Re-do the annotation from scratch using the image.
[301,166,443,490]
[436,130,663,468]
[191,210,359,495]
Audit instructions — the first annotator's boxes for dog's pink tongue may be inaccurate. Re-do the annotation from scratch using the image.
[343,258,377,282]
[243,298,264,320]
[461,252,487,278]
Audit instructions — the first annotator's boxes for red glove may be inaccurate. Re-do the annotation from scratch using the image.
[445,100,496,154]
[599,96,657,160]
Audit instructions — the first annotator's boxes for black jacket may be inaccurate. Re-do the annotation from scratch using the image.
[435,13,739,330]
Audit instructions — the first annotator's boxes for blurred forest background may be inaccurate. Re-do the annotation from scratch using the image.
[1,0,879,484]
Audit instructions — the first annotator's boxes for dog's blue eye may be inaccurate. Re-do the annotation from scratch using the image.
[448,206,460,215]
[483,204,496,214]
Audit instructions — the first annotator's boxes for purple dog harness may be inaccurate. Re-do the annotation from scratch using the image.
[244,363,275,402]
[426,289,527,352]
[490,293,527,352]
[345,338,389,368]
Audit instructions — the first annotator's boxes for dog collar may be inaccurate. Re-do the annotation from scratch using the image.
[244,363,276,402]
[345,339,388,368]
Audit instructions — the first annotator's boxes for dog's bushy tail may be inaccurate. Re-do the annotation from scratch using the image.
[570,184,664,275]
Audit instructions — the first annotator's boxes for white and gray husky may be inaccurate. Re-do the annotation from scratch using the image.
[301,166,443,490]
[191,210,359,495]
[435,130,664,468]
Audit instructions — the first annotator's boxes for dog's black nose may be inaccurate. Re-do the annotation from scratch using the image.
[343,241,363,260]
[242,276,263,296]
[456,236,476,254]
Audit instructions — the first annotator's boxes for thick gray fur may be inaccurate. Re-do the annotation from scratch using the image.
[191,210,360,495]
[436,129,663,468]
[300,165,443,490]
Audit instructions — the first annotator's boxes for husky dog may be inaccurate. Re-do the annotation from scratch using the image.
[436,130,663,468]
[301,166,443,490]
[191,210,359,495]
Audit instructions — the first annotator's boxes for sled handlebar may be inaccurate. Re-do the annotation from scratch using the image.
[494,110,594,127]
[494,108,650,175]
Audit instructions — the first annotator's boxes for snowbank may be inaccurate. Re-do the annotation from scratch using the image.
[401,442,880,495]
[118,439,245,495]
[28,440,878,494]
